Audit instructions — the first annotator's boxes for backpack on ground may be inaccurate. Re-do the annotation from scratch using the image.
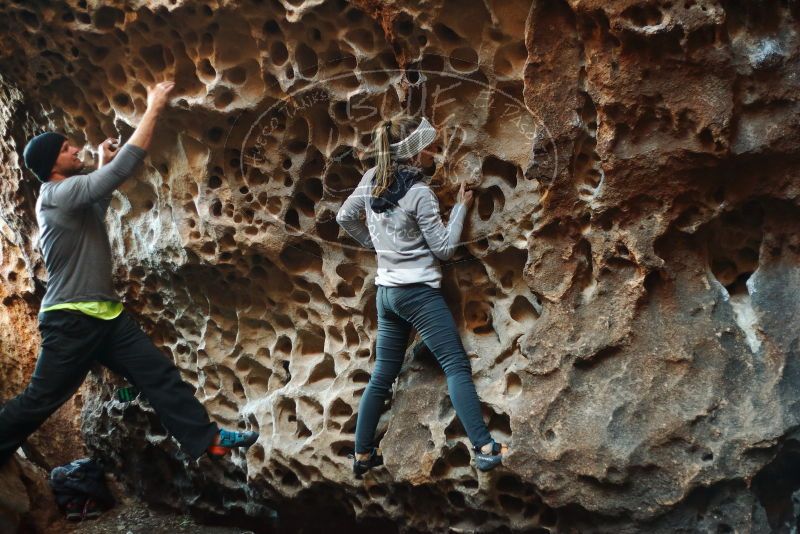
[48,458,115,521]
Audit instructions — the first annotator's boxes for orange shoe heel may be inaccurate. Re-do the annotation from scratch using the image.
[207,445,229,458]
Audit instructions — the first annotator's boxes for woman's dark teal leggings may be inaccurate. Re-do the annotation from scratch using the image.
[354,284,493,454]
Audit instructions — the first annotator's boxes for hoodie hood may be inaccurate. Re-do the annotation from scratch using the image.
[369,165,424,213]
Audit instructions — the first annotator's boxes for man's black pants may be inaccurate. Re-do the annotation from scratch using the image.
[0,310,218,464]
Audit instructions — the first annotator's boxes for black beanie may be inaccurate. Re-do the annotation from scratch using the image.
[23,132,67,182]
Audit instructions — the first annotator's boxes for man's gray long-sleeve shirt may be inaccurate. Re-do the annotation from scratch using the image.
[36,144,146,308]
[336,166,467,288]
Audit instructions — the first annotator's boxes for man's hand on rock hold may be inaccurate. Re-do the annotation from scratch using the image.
[98,137,119,169]
[146,81,175,113]
[128,81,174,152]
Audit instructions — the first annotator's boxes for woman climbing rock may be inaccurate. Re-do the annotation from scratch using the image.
[336,115,508,477]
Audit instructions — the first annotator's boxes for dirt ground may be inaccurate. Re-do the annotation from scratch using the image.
[51,495,257,534]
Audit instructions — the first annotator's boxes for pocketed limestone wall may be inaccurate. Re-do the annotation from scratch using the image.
[0,1,799,531]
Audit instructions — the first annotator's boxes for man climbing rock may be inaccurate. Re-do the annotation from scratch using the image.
[0,81,257,465]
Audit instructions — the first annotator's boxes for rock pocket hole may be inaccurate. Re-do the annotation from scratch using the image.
[499,494,524,514]
[621,4,663,26]
[477,186,505,221]
[140,44,167,72]
[329,398,353,419]
[482,156,519,188]
[307,354,336,385]
[486,408,512,441]
[505,373,522,397]
[279,239,323,273]
[270,41,288,65]
[465,300,495,335]
[449,46,479,72]
[295,43,318,77]
[706,202,764,352]
[445,443,471,468]
[445,416,468,440]
[510,295,540,323]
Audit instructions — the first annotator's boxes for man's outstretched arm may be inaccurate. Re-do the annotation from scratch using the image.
[46,81,175,210]
[126,81,173,152]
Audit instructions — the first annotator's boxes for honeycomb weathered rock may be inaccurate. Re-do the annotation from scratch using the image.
[1,0,799,531]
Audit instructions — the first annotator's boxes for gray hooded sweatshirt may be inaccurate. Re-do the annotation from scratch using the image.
[336,166,467,288]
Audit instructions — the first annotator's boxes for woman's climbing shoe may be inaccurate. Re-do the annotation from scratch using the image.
[207,429,259,458]
[350,448,383,479]
[474,440,506,472]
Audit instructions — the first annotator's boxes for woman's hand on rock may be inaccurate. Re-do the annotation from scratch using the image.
[457,181,474,208]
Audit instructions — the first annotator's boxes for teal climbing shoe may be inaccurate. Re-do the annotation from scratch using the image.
[207,429,259,458]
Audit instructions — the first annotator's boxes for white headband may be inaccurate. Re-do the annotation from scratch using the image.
[388,117,437,160]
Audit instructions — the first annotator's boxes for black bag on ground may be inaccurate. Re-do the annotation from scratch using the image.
[49,458,115,520]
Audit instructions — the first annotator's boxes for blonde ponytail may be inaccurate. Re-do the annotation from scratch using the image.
[371,115,420,198]
[372,121,394,198]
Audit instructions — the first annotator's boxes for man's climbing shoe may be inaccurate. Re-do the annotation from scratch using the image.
[82,499,103,520]
[64,500,83,521]
[349,448,383,479]
[64,498,102,521]
[207,429,259,458]
[474,440,506,472]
